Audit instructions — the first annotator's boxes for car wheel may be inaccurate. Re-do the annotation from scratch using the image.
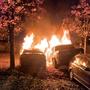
[69,70,74,80]
[52,58,58,69]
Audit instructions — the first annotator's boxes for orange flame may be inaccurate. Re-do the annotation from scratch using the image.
[61,30,71,45]
[34,38,48,52]
[20,33,34,55]
[73,57,87,67]
[22,33,34,50]
[49,35,61,48]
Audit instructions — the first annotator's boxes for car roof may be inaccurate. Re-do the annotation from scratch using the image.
[52,44,74,51]
[22,49,43,54]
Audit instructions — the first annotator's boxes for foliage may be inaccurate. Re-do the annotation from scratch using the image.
[0,0,44,40]
[71,0,90,37]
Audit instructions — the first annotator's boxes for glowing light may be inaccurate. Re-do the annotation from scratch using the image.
[61,30,71,45]
[20,33,34,55]
[49,35,61,48]
[22,33,34,50]
[21,30,72,67]
[74,58,80,64]
[82,62,86,67]
[34,38,48,52]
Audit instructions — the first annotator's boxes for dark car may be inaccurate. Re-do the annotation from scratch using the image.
[52,45,83,69]
[20,49,46,76]
[69,54,90,89]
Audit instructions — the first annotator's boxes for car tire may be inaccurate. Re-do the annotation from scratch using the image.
[52,58,58,69]
[69,70,74,81]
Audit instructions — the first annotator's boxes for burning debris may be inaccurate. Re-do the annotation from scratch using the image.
[20,30,72,67]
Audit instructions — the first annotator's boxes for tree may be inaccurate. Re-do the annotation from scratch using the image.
[71,0,90,54]
[0,0,44,69]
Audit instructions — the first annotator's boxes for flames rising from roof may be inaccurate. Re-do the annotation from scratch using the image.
[20,30,72,67]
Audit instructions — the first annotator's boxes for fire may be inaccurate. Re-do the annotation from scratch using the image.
[22,33,34,50]
[73,57,80,64]
[20,33,34,54]
[21,30,72,67]
[49,35,61,48]
[82,62,86,67]
[61,30,71,45]
[73,58,87,67]
[34,38,48,52]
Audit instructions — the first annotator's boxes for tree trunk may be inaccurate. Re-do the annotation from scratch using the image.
[84,36,87,55]
[8,23,15,69]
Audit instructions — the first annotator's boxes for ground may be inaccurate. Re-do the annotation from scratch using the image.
[0,53,87,90]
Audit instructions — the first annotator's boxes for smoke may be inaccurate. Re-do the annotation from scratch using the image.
[22,0,79,42]
[23,13,64,43]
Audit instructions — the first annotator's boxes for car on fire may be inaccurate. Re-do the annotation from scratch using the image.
[69,54,90,89]
[20,49,46,76]
[51,45,83,69]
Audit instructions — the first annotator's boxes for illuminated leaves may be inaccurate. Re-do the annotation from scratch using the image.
[71,0,90,37]
[0,0,44,40]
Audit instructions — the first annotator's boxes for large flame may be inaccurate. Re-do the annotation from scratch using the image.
[73,57,87,67]
[49,35,61,48]
[34,38,48,52]
[22,33,34,50]
[20,33,34,55]
[21,30,72,67]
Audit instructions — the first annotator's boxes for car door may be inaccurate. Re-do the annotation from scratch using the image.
[78,57,90,87]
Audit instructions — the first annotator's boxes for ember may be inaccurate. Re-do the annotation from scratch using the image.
[21,30,72,67]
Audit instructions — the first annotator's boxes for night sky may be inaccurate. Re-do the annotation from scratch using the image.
[44,0,79,24]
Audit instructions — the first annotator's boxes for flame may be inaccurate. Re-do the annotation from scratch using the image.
[73,58,87,67]
[49,35,61,48]
[21,30,72,67]
[82,62,86,67]
[20,33,34,54]
[34,38,48,52]
[61,30,71,45]
[73,57,80,64]
[22,33,34,50]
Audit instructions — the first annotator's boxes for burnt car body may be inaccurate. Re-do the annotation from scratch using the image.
[20,49,46,75]
[52,45,83,69]
[69,54,90,89]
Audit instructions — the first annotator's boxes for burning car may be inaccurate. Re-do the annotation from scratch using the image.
[69,54,90,89]
[20,30,73,66]
[20,49,46,76]
[51,45,83,69]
